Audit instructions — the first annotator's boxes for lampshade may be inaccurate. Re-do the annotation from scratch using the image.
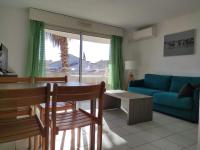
[125,60,136,70]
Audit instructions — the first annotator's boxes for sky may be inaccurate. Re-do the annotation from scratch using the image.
[45,38,110,63]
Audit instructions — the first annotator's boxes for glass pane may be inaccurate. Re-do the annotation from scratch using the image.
[82,35,110,87]
[44,29,80,82]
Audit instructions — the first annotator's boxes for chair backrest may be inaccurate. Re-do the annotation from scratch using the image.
[52,81,105,125]
[0,77,33,83]
[34,76,68,83]
[0,83,51,120]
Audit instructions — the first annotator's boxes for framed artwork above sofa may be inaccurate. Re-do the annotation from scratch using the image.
[164,29,195,57]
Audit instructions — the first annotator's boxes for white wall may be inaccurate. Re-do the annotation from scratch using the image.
[125,10,200,79]
[0,5,29,76]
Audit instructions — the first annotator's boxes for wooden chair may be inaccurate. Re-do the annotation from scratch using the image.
[34,76,75,149]
[51,81,105,150]
[0,77,34,149]
[0,77,33,116]
[34,76,75,118]
[0,83,51,150]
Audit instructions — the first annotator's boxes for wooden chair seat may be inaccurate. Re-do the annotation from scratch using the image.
[55,110,97,132]
[0,115,43,143]
[39,102,73,110]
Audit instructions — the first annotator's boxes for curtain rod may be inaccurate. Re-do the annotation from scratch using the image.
[45,24,112,39]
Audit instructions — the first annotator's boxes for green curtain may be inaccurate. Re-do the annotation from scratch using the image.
[25,20,45,77]
[109,35,124,89]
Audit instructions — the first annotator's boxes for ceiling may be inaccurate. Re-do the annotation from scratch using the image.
[1,0,200,29]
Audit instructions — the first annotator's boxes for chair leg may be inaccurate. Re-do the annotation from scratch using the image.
[28,107,33,150]
[70,129,75,150]
[28,137,31,150]
[40,108,44,148]
[97,125,102,150]
[41,136,48,150]
[60,131,66,150]
[15,141,17,150]
[77,128,81,150]
[89,125,95,150]
[51,131,56,150]
[34,136,39,150]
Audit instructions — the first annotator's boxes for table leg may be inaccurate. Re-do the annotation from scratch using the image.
[127,98,153,125]
[77,128,81,149]
[60,131,66,150]
[127,100,133,125]
[70,129,75,150]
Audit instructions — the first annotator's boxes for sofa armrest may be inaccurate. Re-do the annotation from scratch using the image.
[191,88,200,122]
[129,79,144,87]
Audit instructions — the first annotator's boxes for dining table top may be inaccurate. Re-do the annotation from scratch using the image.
[0,81,90,90]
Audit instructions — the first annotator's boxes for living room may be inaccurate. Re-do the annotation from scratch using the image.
[0,0,200,150]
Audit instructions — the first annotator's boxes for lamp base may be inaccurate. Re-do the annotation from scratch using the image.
[125,73,135,90]
[128,73,135,82]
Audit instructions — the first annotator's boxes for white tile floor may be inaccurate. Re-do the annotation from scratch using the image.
[101,109,198,150]
[0,109,199,150]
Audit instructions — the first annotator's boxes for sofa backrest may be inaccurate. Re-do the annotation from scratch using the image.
[144,74,172,91]
[169,76,200,92]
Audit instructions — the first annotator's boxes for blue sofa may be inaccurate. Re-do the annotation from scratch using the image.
[128,74,200,122]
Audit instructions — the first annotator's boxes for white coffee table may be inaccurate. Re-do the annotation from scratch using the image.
[105,90,153,125]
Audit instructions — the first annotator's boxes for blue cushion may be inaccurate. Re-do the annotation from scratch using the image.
[128,87,161,96]
[129,79,144,87]
[153,92,192,110]
[144,74,172,91]
[170,76,200,92]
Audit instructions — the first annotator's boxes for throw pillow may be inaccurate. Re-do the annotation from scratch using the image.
[178,83,194,98]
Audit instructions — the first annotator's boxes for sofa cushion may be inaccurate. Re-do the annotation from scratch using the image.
[170,76,200,92]
[129,79,144,87]
[144,74,172,91]
[128,87,161,96]
[154,92,192,110]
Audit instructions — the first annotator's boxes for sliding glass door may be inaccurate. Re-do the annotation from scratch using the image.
[82,35,110,84]
[44,29,110,85]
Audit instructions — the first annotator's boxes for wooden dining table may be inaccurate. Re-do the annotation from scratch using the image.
[0,81,97,117]
[0,81,97,149]
[0,81,89,90]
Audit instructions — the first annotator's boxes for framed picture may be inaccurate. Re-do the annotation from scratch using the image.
[164,29,195,57]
